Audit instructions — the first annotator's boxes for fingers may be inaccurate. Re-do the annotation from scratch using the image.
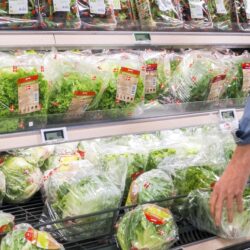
[236,193,244,213]
[210,191,218,218]
[215,195,224,227]
[226,196,234,223]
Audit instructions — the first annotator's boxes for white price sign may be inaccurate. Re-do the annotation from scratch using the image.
[89,0,106,14]
[219,109,239,132]
[9,0,28,14]
[41,127,68,144]
[53,0,70,12]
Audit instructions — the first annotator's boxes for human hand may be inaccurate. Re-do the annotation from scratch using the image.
[210,145,250,226]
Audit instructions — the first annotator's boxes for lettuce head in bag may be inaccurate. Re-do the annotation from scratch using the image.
[117,204,178,250]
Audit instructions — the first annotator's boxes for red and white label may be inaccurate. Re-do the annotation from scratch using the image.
[242,63,250,93]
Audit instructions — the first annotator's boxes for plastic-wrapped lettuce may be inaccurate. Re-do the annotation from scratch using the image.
[0,171,6,205]
[0,212,14,235]
[234,0,250,32]
[188,188,250,239]
[47,52,107,120]
[96,52,144,115]
[135,0,183,30]
[126,169,175,207]
[207,0,232,31]
[0,156,42,204]
[0,0,39,29]
[117,204,178,250]
[41,161,121,241]
[1,223,64,250]
[39,0,81,29]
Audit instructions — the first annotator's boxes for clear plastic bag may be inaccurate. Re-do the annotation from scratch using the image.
[135,0,183,30]
[0,212,14,235]
[126,169,175,207]
[207,0,232,31]
[1,223,64,250]
[0,156,42,204]
[40,162,121,241]
[180,0,213,30]
[0,172,6,205]
[46,51,108,120]
[78,0,117,30]
[39,0,81,29]
[188,188,250,239]
[234,0,250,31]
[0,0,39,29]
[117,204,178,250]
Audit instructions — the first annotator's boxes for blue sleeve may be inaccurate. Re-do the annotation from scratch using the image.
[235,97,250,145]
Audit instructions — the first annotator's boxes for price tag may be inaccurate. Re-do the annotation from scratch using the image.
[53,0,70,12]
[215,0,227,14]
[89,0,106,14]
[134,33,151,44]
[41,127,68,144]
[219,109,239,132]
[189,0,203,19]
[9,0,28,14]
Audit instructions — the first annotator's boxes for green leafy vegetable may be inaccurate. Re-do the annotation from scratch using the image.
[0,212,14,234]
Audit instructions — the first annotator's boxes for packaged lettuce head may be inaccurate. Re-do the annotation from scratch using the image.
[9,145,55,168]
[0,51,48,133]
[47,51,107,120]
[96,52,144,114]
[0,212,14,235]
[1,223,64,250]
[0,156,42,204]
[188,188,250,239]
[180,0,213,30]
[117,204,178,250]
[39,0,81,29]
[0,171,6,205]
[41,162,121,241]
[169,50,228,102]
[207,0,232,31]
[78,0,117,30]
[141,50,170,102]
[234,0,250,32]
[0,0,39,29]
[126,169,175,207]
[135,0,183,30]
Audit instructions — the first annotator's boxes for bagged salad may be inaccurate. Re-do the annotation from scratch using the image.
[47,51,107,121]
[0,212,14,235]
[117,204,178,250]
[0,171,5,205]
[207,0,232,31]
[0,156,42,204]
[180,0,213,30]
[135,0,183,30]
[234,0,250,31]
[39,0,81,29]
[1,223,64,250]
[188,188,250,239]
[126,169,175,207]
[41,161,121,241]
[0,0,39,29]
[78,0,117,30]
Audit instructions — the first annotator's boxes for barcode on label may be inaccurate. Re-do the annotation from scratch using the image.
[131,85,137,96]
[34,92,39,104]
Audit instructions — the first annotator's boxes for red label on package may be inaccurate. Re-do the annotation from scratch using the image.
[143,206,170,225]
[18,75,40,114]
[145,63,158,94]
[242,63,250,93]
[116,67,140,103]
[208,74,226,101]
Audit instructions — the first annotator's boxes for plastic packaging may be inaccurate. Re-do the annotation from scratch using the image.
[40,162,121,241]
[78,0,117,30]
[126,169,175,207]
[0,212,14,235]
[39,0,81,29]
[141,50,170,102]
[117,204,178,250]
[1,223,64,250]
[135,0,183,30]
[47,51,107,120]
[180,0,213,30]
[96,51,144,115]
[207,0,232,31]
[188,188,250,239]
[0,172,6,205]
[0,0,39,29]
[0,156,42,204]
[234,0,250,32]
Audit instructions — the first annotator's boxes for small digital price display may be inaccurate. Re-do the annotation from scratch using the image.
[219,109,239,132]
[219,109,237,122]
[134,33,151,43]
[41,127,68,143]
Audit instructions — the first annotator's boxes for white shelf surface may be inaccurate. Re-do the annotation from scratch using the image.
[0,109,243,151]
[0,31,250,48]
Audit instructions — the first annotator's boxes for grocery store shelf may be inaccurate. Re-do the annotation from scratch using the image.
[0,109,243,151]
[1,31,250,48]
